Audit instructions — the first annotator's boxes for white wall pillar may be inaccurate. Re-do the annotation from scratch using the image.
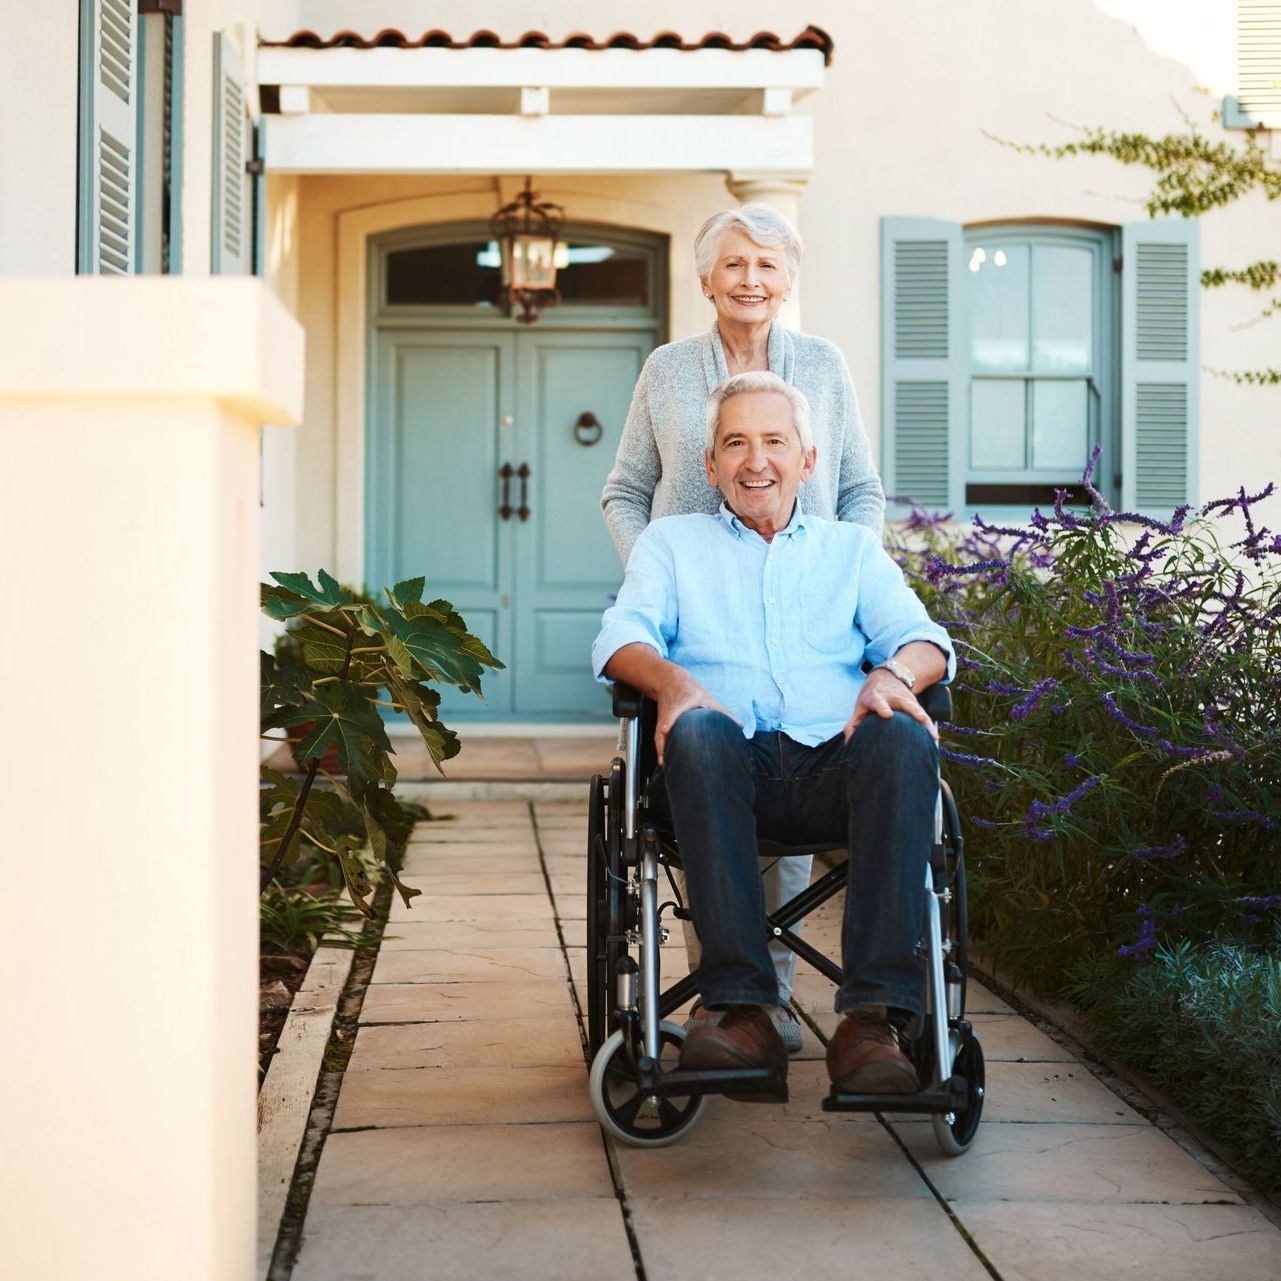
[725,172,810,329]
[0,279,304,1281]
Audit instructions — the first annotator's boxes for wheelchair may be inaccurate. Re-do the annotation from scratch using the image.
[585,681,985,1153]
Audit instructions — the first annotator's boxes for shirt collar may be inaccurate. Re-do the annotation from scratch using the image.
[716,500,808,540]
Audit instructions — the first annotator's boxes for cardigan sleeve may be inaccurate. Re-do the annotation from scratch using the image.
[600,353,662,566]
[832,349,887,534]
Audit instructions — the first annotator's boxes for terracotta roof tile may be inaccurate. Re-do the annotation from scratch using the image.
[261,25,834,65]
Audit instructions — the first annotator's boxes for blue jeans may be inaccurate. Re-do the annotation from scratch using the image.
[658,709,937,1015]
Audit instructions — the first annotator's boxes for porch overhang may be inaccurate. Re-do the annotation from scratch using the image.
[257,35,825,178]
[264,113,812,176]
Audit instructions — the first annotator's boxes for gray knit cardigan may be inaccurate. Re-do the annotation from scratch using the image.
[600,323,885,565]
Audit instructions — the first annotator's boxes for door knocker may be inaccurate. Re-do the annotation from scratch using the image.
[574,412,604,447]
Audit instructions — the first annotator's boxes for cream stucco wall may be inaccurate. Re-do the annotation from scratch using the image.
[268,0,1278,561]
[0,5,80,273]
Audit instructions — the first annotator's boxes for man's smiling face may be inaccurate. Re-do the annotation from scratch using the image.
[704,390,817,540]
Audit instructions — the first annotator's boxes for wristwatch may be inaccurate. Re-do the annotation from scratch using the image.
[873,659,917,692]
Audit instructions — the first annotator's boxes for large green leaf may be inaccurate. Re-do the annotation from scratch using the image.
[279,684,393,783]
[260,652,311,720]
[290,620,352,675]
[271,569,352,608]
[260,584,313,621]
[389,613,488,693]
[391,577,426,606]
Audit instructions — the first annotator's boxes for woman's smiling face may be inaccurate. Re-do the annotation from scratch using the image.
[702,228,791,327]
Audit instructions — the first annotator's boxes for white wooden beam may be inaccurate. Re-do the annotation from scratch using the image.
[256,46,825,94]
[264,113,812,175]
[277,84,311,113]
[519,85,550,116]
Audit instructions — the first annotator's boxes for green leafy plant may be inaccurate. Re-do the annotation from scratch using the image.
[259,570,502,914]
[1066,937,1281,1191]
[260,881,370,955]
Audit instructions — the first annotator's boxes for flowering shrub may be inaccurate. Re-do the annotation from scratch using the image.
[887,449,1281,992]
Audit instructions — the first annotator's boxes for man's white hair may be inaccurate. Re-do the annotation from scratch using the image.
[693,203,804,284]
[705,372,814,456]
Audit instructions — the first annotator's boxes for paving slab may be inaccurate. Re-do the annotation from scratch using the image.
[894,1121,1243,1204]
[309,1122,613,1206]
[333,1063,594,1128]
[292,1200,635,1281]
[956,1202,1281,1281]
[359,980,574,1024]
[979,1061,1145,1125]
[346,1017,584,1072]
[627,1197,994,1281]
[395,870,550,897]
[968,1011,1076,1062]
[614,1118,930,1201]
[388,893,556,923]
[378,919,561,951]
[370,946,568,985]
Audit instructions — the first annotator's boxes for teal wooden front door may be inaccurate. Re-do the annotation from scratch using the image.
[368,327,651,719]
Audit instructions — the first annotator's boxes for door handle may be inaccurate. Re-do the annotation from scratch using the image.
[517,463,531,522]
[499,462,514,521]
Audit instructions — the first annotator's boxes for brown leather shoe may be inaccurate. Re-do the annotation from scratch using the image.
[679,1004,787,1085]
[827,1010,919,1094]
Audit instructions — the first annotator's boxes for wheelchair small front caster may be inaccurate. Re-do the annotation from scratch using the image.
[588,1020,706,1148]
[932,1032,985,1155]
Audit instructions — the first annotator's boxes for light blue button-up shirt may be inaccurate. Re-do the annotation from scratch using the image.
[591,503,955,746]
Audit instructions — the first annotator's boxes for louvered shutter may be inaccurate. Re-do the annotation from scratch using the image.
[880,218,966,518]
[1120,219,1200,515]
[1237,1,1281,128]
[78,0,138,273]
[211,31,250,274]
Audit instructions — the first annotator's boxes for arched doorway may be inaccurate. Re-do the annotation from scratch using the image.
[365,220,667,720]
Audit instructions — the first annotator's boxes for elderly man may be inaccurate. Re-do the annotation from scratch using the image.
[591,371,955,1095]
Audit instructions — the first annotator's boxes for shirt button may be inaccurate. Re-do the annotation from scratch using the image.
[766,596,774,604]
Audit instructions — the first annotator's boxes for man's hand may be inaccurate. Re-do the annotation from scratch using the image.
[652,666,739,765]
[844,669,938,743]
[603,642,740,764]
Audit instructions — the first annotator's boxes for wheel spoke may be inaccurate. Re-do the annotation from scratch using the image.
[615,1092,645,1129]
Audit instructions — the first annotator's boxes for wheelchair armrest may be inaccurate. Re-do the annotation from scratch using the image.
[919,683,953,722]
[611,680,645,719]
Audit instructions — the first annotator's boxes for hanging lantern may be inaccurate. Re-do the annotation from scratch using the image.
[490,177,565,324]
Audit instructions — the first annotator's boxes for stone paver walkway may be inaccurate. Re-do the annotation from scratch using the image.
[289,799,1281,1281]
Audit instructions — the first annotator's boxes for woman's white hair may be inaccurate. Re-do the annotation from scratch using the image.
[705,372,814,456]
[693,203,804,283]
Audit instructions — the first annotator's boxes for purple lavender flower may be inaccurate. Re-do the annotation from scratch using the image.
[1100,692,1161,738]
[1129,835,1187,861]
[1025,775,1104,840]
[1117,912,1159,960]
[939,746,1004,769]
[1011,678,1061,720]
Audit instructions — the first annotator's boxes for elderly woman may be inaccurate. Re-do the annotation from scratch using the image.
[601,204,886,1050]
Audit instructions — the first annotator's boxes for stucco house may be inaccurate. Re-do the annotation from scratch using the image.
[1,3,1278,1275]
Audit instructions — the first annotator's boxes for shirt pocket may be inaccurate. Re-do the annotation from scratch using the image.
[801,587,854,654]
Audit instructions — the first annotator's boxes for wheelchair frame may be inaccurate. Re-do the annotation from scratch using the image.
[585,682,986,1152]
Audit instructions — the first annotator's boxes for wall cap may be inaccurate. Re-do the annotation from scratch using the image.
[0,278,305,426]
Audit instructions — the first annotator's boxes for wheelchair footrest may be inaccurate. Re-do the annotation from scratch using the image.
[822,1074,969,1114]
[643,1067,789,1102]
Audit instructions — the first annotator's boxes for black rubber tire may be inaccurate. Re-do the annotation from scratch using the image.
[941,778,968,1017]
[932,1031,985,1155]
[586,774,609,1055]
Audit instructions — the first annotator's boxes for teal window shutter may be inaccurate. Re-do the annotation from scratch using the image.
[78,0,138,273]
[211,31,250,274]
[1120,218,1200,514]
[880,217,966,518]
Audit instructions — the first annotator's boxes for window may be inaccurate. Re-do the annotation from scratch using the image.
[881,216,1198,519]
[384,235,653,311]
[964,226,1114,508]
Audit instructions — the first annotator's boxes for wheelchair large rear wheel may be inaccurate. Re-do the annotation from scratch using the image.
[588,1021,706,1148]
[586,767,626,1056]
